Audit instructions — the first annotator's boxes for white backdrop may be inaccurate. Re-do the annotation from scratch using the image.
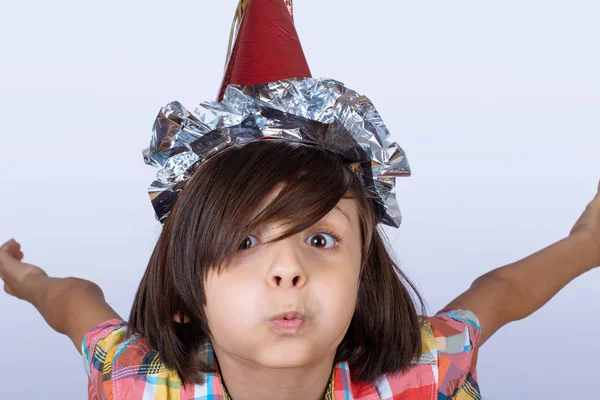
[1,1,598,398]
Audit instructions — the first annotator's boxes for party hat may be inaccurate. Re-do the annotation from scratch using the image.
[217,0,311,100]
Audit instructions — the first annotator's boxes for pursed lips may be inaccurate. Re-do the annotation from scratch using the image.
[268,311,308,331]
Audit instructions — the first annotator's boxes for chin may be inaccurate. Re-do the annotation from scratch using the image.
[252,340,322,368]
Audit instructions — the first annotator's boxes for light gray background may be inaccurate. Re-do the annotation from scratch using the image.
[1,0,598,398]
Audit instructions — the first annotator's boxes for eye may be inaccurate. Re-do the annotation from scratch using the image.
[305,232,339,250]
[239,235,259,250]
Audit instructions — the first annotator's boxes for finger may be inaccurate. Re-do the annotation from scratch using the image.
[10,243,24,261]
[0,241,10,265]
[0,239,13,254]
[0,240,20,271]
[7,240,21,258]
[10,241,20,252]
[0,239,22,261]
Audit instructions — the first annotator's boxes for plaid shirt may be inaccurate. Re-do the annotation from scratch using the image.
[83,310,481,400]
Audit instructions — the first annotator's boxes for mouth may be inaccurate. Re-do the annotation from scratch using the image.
[268,311,307,332]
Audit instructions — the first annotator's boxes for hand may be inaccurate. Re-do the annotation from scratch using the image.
[0,239,48,301]
[569,179,600,268]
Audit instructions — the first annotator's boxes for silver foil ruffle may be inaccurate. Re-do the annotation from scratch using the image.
[143,77,411,227]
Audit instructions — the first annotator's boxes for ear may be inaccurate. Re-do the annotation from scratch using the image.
[173,312,190,323]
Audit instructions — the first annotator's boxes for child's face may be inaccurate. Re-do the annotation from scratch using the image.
[203,190,362,369]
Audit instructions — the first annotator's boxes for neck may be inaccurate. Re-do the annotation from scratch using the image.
[212,343,335,400]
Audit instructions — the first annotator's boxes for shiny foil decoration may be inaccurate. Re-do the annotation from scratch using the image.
[143,77,411,227]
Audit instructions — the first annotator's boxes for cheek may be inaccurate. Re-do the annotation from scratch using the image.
[204,274,269,334]
[310,264,360,326]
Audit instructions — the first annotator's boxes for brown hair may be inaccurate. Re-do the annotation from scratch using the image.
[127,139,425,384]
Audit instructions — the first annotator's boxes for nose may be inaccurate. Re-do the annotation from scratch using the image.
[265,240,307,289]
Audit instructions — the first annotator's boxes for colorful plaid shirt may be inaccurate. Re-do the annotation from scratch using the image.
[83,309,481,400]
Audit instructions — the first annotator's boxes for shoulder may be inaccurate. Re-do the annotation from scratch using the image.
[427,309,481,337]
[421,309,482,399]
[347,310,482,400]
[82,319,209,400]
[426,309,482,358]
[426,309,482,399]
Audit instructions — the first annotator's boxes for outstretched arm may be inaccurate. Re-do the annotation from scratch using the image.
[0,240,121,353]
[443,180,600,346]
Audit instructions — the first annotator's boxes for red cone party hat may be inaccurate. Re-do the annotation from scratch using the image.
[217,0,312,100]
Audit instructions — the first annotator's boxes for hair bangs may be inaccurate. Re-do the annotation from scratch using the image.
[248,161,357,244]
[204,140,361,270]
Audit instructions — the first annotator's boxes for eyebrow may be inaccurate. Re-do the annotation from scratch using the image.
[332,205,352,224]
